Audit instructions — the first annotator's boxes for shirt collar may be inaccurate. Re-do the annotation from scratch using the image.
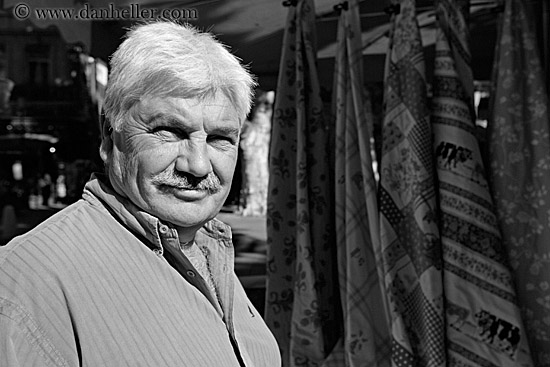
[82,173,233,249]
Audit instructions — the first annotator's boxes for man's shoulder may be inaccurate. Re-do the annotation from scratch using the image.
[0,198,111,265]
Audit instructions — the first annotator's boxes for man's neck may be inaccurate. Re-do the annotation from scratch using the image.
[176,226,200,243]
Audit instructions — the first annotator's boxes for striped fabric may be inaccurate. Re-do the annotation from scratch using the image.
[488,0,550,364]
[0,176,281,367]
[330,0,391,365]
[432,1,534,365]
[377,0,446,365]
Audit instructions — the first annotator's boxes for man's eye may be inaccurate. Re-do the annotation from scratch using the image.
[207,135,235,145]
[151,127,185,138]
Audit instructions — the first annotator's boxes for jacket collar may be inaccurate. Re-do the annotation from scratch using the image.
[82,173,233,251]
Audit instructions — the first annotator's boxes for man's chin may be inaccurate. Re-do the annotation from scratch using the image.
[159,213,207,230]
[154,201,221,227]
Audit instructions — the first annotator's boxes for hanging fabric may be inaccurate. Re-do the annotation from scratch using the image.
[487,0,550,365]
[328,0,391,365]
[432,0,534,365]
[265,0,340,365]
[378,0,445,365]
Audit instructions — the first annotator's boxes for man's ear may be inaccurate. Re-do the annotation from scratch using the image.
[99,112,113,163]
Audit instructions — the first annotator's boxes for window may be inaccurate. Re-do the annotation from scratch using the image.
[25,44,50,85]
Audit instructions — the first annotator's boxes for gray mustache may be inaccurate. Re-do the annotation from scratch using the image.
[151,171,221,194]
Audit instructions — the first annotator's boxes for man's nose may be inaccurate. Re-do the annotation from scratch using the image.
[175,140,213,177]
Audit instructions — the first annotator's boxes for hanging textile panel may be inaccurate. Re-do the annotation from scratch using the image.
[331,0,391,365]
[265,0,339,365]
[488,0,550,365]
[378,0,445,365]
[432,0,534,365]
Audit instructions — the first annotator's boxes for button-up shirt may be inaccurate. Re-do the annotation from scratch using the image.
[0,175,281,366]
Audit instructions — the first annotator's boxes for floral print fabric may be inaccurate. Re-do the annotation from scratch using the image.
[330,0,391,365]
[265,0,340,365]
[488,0,550,365]
[266,0,550,365]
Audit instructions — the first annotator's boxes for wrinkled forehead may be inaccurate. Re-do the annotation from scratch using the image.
[144,87,245,124]
[129,93,242,130]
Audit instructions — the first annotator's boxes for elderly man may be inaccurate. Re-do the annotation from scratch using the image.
[0,22,280,367]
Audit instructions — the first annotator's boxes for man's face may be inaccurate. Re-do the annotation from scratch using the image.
[103,93,241,236]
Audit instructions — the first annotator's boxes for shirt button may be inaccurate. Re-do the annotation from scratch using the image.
[159,225,169,234]
[186,270,196,277]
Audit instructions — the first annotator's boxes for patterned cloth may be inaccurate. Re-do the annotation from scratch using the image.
[377,0,445,365]
[330,0,391,365]
[265,0,339,365]
[432,0,534,366]
[487,0,550,365]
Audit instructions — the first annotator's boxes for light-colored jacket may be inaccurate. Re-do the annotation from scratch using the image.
[0,175,281,367]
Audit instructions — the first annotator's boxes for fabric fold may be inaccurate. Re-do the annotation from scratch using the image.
[432,0,534,365]
[265,0,339,365]
[378,0,446,365]
[329,0,391,365]
[488,0,550,365]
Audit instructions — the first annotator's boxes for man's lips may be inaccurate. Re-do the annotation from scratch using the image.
[158,184,209,200]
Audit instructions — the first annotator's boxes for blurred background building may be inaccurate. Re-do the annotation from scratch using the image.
[0,7,106,214]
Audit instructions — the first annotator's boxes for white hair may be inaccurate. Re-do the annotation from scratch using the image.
[103,21,256,131]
